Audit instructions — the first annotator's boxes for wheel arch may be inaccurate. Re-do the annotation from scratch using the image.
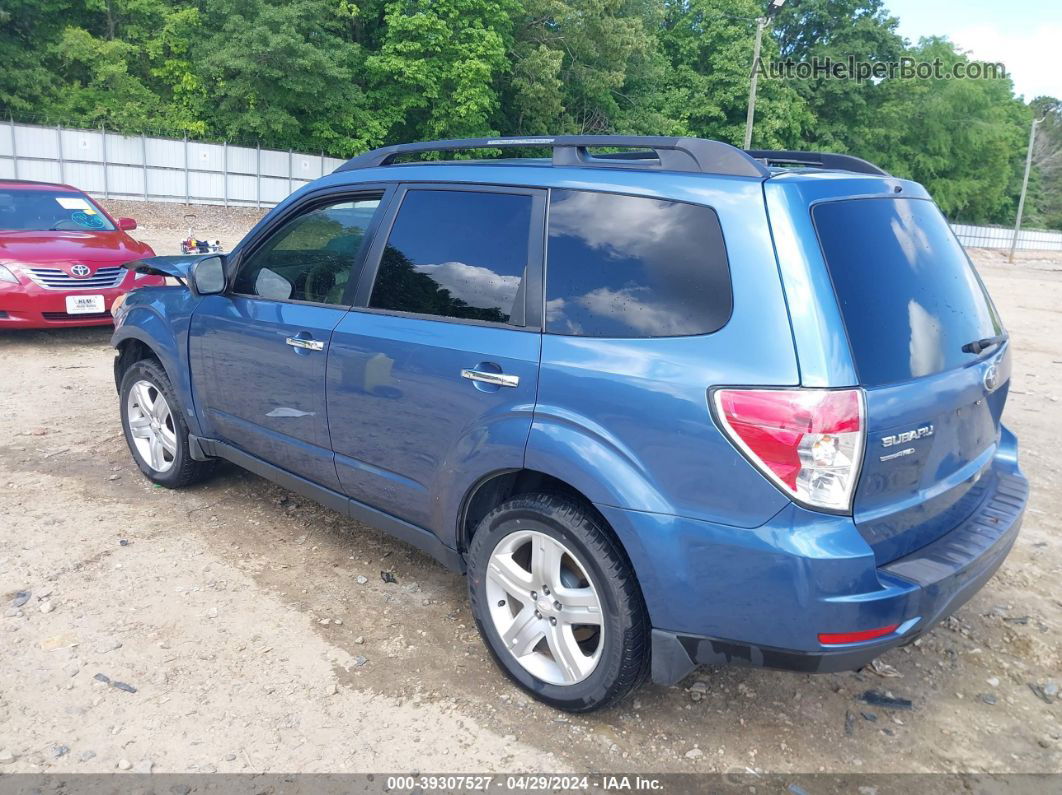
[112,313,202,437]
[458,468,625,564]
[113,337,163,392]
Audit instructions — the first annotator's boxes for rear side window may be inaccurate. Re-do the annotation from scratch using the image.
[814,197,1002,386]
[369,190,532,325]
[545,189,732,337]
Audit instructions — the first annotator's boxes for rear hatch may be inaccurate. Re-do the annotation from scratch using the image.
[813,196,1009,565]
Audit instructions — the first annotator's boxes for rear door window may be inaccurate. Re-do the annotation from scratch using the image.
[369,189,533,325]
[545,189,732,337]
[813,197,1002,386]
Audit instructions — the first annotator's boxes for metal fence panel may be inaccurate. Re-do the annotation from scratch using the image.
[952,222,1062,252]
[0,120,356,206]
[106,131,142,165]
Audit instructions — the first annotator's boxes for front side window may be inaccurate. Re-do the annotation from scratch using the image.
[233,197,381,304]
[369,190,532,325]
[545,190,732,337]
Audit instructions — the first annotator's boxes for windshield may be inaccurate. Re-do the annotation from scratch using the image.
[0,190,116,232]
[813,197,1002,387]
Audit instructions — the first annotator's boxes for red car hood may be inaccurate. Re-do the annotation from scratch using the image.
[0,230,153,264]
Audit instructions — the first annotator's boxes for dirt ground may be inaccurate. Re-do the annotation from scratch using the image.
[0,201,1059,775]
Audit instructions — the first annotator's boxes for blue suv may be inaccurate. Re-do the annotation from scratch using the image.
[112,136,1027,712]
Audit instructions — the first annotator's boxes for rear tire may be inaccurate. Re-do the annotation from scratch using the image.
[467,493,649,712]
[119,359,215,488]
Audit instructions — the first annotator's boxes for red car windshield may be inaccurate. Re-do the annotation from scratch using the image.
[0,189,116,232]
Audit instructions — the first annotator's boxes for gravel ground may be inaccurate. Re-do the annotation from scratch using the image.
[0,203,1059,775]
[99,199,268,256]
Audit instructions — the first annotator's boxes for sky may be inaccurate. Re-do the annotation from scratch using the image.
[883,0,1060,101]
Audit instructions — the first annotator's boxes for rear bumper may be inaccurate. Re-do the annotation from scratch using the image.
[597,432,1027,686]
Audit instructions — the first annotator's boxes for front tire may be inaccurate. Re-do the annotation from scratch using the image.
[119,359,214,488]
[467,493,649,712]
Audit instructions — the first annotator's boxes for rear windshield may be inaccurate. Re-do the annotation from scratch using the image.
[0,189,115,232]
[814,197,1001,386]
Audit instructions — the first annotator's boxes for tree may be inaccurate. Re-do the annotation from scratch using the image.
[503,0,669,135]
[1029,96,1062,230]
[659,0,808,147]
[864,37,1028,224]
[198,0,382,153]
[771,0,906,151]
[366,0,517,143]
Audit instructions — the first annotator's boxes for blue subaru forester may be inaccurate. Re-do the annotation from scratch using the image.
[112,136,1027,712]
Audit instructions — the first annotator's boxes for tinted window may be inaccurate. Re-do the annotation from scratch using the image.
[369,190,531,325]
[0,189,115,231]
[545,190,732,337]
[234,197,381,304]
[814,197,1002,386]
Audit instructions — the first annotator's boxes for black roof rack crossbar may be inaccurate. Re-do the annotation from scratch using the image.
[335,136,771,179]
[745,149,889,176]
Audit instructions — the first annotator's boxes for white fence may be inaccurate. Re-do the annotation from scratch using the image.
[4,120,1062,248]
[951,222,1062,252]
[0,120,347,207]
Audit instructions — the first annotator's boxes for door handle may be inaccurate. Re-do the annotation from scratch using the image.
[461,369,519,388]
[286,337,324,351]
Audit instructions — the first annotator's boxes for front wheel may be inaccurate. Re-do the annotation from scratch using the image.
[119,359,215,488]
[467,493,650,712]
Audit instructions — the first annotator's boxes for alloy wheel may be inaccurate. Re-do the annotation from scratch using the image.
[126,379,177,473]
[485,530,604,686]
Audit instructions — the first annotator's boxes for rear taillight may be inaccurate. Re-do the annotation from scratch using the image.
[713,388,865,512]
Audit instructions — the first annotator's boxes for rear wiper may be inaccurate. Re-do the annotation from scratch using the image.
[962,334,1007,355]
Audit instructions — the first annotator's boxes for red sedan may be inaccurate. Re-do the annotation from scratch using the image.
[0,180,163,328]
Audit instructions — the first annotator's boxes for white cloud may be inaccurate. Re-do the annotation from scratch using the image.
[950,25,1062,100]
[576,286,705,337]
[415,261,520,312]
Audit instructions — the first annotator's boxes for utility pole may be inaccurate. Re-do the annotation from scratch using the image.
[743,17,766,150]
[743,0,786,150]
[1010,115,1045,263]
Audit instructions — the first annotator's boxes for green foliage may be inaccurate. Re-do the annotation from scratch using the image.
[862,38,1029,224]
[660,0,808,146]
[367,0,517,142]
[0,0,1052,227]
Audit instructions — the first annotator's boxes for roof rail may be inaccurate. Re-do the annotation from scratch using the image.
[335,136,771,179]
[745,149,889,176]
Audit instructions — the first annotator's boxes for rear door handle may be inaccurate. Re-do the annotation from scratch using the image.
[461,369,519,388]
[286,337,325,351]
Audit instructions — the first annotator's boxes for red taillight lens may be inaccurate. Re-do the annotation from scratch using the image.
[818,624,899,645]
[713,388,865,512]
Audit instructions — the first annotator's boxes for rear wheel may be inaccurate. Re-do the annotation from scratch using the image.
[119,359,215,488]
[467,493,649,712]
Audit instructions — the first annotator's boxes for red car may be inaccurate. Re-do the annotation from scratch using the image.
[0,179,162,328]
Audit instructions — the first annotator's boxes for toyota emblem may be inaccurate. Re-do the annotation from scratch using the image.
[983,363,1000,393]
[70,264,91,278]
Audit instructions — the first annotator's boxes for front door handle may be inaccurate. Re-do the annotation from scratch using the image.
[286,337,324,351]
[461,369,519,388]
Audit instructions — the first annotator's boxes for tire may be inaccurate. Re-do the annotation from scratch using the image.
[119,358,215,488]
[467,493,649,712]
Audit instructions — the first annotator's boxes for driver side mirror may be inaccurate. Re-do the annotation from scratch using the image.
[192,256,226,295]
[117,217,137,231]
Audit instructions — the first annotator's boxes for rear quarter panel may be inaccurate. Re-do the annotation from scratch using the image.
[527,174,801,527]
